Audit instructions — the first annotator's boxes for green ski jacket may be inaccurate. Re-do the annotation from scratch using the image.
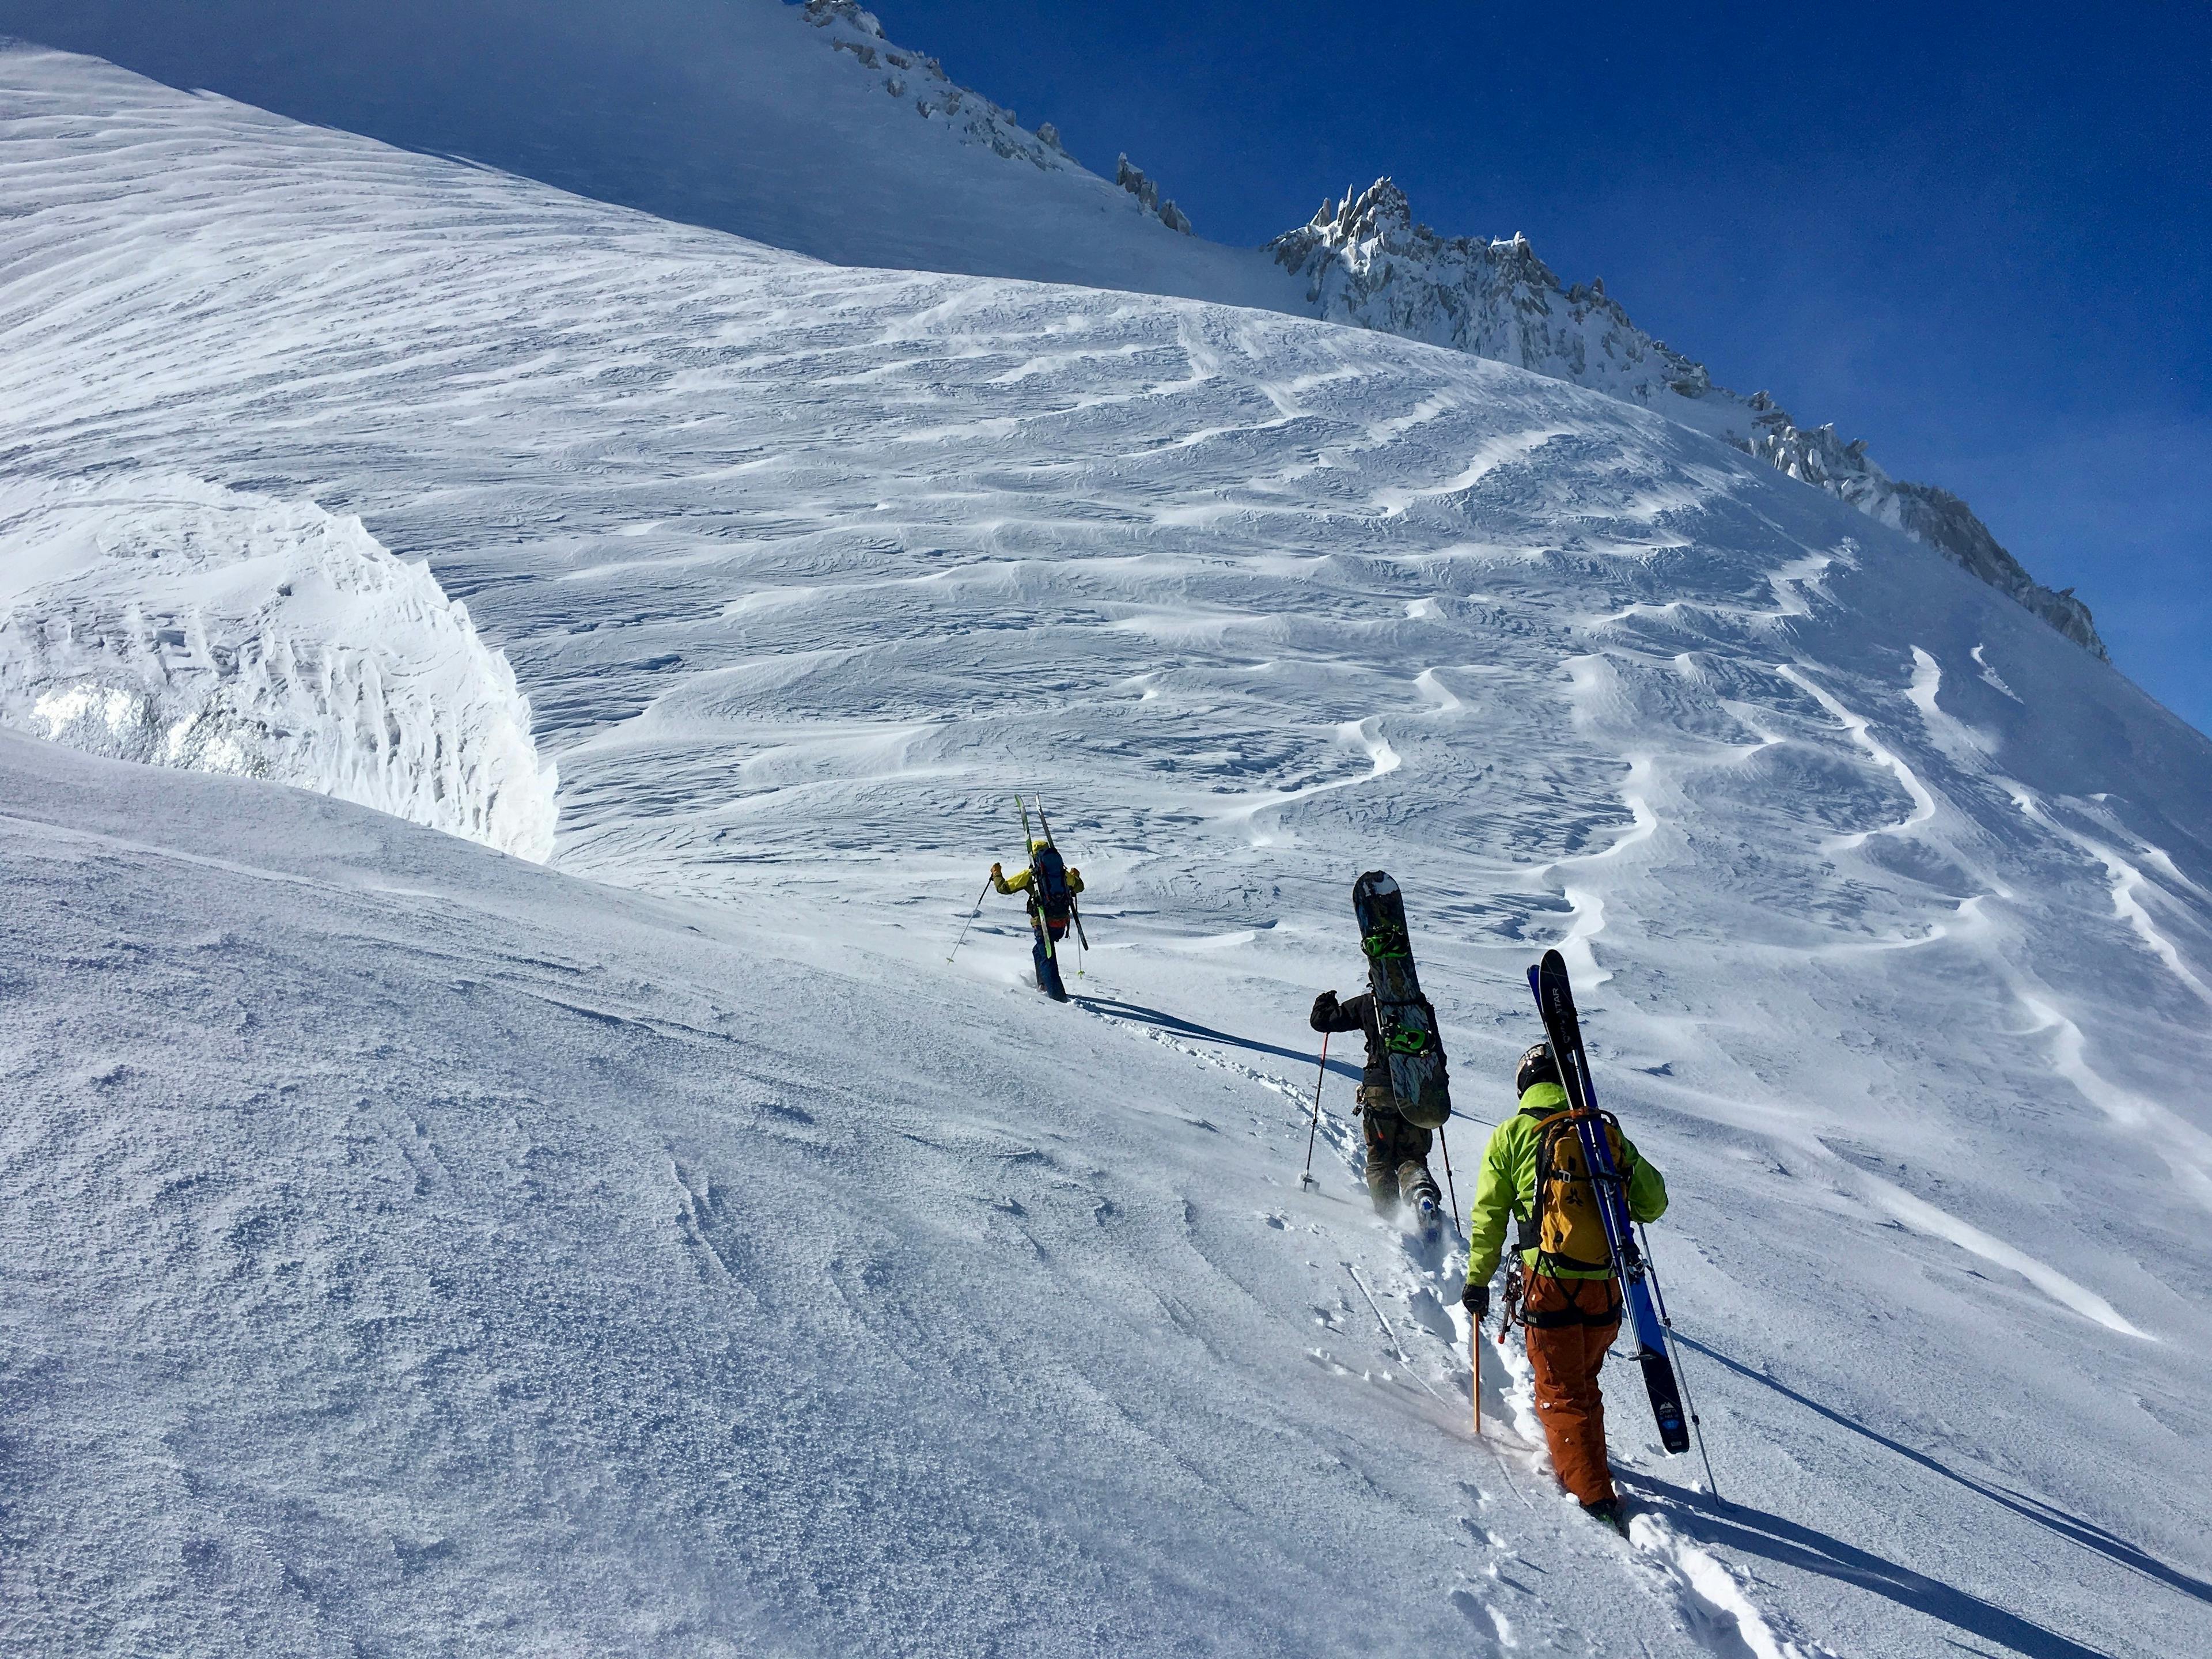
[1466,1081,1668,1284]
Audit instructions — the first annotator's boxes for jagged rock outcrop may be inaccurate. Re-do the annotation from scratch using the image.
[1113,154,1192,234]
[1268,179,2104,657]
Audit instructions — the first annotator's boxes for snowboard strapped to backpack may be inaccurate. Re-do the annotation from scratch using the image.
[1350,871,1451,1128]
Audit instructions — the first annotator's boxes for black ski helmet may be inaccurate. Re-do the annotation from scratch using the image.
[1515,1042,1558,1096]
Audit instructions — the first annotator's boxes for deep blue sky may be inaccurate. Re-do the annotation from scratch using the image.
[875,0,2212,734]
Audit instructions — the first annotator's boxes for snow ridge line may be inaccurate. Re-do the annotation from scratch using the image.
[1858,1170,2151,1338]
[1775,662,1938,851]
[2004,782,2212,1013]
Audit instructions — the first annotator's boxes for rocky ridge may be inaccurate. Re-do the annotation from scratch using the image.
[800,1,1192,235]
[1266,178,2103,656]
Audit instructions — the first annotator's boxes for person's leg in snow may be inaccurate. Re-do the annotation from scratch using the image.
[1523,1274,1623,1507]
[1358,1091,1440,1213]
[1031,912,1069,1000]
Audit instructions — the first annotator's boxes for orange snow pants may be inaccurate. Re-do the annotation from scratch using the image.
[1523,1273,1623,1504]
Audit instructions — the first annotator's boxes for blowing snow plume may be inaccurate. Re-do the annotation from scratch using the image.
[0,475,558,859]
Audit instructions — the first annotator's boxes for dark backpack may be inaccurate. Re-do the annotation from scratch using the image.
[1031,845,1074,922]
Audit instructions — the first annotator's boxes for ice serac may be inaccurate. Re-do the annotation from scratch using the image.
[1268,178,2105,657]
[0,475,558,859]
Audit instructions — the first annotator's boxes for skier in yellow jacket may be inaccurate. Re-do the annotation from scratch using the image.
[1463,1043,1668,1532]
[988,840,1084,1001]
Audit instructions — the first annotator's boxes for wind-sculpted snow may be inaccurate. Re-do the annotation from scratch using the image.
[0,3,2101,656]
[3,47,2211,1659]
[0,475,557,859]
[1268,180,2105,656]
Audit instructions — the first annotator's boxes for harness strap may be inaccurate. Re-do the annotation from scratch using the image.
[1521,1275,1623,1329]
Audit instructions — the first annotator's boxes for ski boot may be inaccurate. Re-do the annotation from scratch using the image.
[1400,1164,1444,1245]
[1582,1497,1630,1537]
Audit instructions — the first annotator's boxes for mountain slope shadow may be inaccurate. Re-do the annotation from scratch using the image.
[1075,996,1363,1083]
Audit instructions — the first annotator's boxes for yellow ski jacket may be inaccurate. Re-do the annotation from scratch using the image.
[992,865,1084,896]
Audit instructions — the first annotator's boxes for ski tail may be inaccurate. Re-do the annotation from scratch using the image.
[1638,1350,1690,1455]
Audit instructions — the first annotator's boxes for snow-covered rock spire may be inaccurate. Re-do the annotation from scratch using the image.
[798,1,1194,234]
[802,0,1075,173]
[1115,154,1193,234]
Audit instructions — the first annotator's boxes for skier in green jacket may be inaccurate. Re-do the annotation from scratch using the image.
[1463,1043,1668,1531]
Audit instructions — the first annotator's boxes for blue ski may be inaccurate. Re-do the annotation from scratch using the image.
[1527,950,1691,1456]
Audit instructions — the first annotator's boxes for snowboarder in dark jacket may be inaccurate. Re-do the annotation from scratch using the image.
[1309,988,1444,1215]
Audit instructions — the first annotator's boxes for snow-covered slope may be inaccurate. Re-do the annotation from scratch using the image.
[4,45,2211,1659]
[0,0,1282,308]
[3,724,1642,1657]
[0,0,2105,659]
[1267,179,2106,656]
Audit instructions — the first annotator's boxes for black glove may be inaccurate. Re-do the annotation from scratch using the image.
[1462,1281,1490,1323]
[1309,990,1339,1031]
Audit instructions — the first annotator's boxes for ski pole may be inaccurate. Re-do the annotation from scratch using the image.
[1471,1311,1482,1435]
[1639,1221,1721,1502]
[1299,1032,1330,1187]
[1438,1124,1461,1238]
[946,877,993,964]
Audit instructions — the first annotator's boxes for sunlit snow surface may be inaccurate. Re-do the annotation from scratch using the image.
[3,46,2211,1659]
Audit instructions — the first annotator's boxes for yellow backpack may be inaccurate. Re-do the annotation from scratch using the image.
[1532,1108,1624,1273]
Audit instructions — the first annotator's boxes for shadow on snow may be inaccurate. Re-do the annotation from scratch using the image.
[1624,1335,2212,1659]
[1075,995,1364,1084]
[1621,1469,2118,1659]
[1681,1337,2212,1612]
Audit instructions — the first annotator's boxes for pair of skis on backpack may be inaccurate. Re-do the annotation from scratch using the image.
[1528,949,1693,1457]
